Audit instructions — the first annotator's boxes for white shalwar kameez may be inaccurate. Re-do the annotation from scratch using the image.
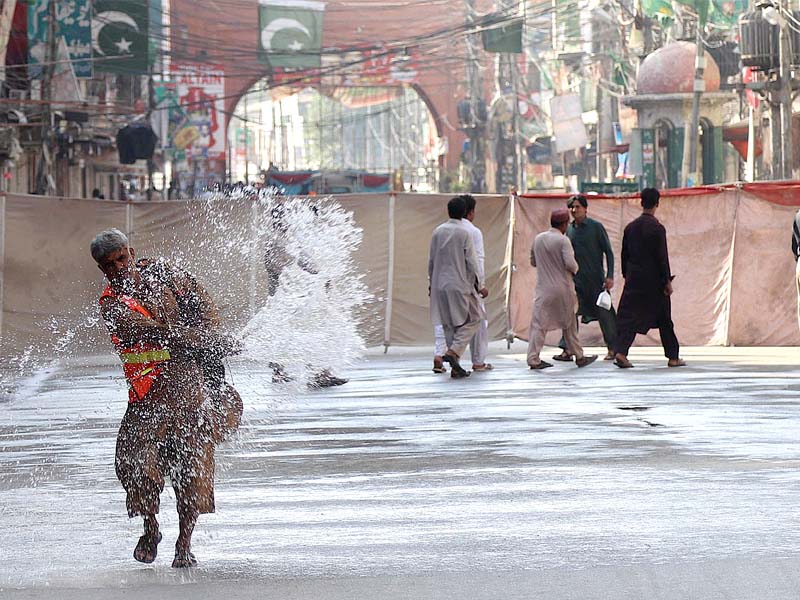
[433,218,488,365]
[429,218,483,358]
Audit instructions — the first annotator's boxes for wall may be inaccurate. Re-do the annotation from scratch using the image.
[1,185,799,361]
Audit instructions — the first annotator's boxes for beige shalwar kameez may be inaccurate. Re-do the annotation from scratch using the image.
[527,228,585,366]
[429,218,484,357]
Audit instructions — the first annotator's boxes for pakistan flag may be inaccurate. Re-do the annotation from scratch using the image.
[258,0,325,68]
[93,0,149,73]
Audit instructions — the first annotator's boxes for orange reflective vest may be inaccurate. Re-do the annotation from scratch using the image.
[100,285,171,403]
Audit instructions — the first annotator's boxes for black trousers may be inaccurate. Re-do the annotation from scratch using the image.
[614,315,680,360]
[559,306,617,351]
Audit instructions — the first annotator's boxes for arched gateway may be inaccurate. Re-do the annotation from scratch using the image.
[168,0,492,189]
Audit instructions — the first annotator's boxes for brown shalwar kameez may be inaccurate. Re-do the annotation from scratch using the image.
[102,259,242,518]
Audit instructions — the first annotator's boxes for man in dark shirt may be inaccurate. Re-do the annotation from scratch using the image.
[613,188,685,368]
[553,194,617,362]
[792,209,800,329]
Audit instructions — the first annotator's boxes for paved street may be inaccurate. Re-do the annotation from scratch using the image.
[2,343,800,599]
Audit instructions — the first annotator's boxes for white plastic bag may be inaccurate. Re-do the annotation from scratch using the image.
[596,289,612,310]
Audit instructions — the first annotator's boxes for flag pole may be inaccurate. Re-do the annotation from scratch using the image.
[146,0,155,201]
[686,16,705,186]
[745,105,755,181]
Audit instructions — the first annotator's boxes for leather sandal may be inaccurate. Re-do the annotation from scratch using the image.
[133,532,162,564]
[614,356,634,369]
[552,351,573,362]
[443,353,469,378]
[529,360,553,370]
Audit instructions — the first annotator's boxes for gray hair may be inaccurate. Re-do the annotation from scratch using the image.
[90,228,129,263]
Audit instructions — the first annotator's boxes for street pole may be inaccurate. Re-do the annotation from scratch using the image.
[771,97,783,178]
[35,0,57,195]
[146,0,155,202]
[778,4,793,179]
[686,19,705,186]
[465,0,486,193]
[514,59,526,193]
[745,104,755,181]
[495,0,520,194]
[244,92,249,183]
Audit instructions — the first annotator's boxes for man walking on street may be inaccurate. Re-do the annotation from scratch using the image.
[429,196,488,378]
[613,188,685,368]
[433,195,492,373]
[553,194,617,362]
[527,209,598,370]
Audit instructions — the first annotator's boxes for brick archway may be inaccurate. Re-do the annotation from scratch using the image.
[169,0,497,172]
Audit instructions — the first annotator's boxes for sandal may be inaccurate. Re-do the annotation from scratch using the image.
[134,532,162,564]
[552,351,573,362]
[443,353,469,378]
[432,365,447,373]
[614,357,634,369]
[472,363,493,371]
[529,360,553,370]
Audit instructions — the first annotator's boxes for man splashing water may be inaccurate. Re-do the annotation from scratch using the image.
[90,229,242,568]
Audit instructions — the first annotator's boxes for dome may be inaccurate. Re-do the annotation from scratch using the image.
[637,41,721,95]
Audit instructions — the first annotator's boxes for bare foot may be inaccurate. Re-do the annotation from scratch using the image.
[172,548,198,568]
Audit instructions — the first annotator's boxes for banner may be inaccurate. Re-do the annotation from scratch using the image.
[162,66,227,190]
[271,66,322,87]
[481,17,523,54]
[93,0,149,73]
[321,45,419,87]
[28,0,92,79]
[550,94,589,153]
[258,0,325,68]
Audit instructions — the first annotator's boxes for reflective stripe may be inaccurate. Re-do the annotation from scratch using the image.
[120,350,171,363]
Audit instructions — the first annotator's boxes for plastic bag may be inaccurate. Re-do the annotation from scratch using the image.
[596,289,612,310]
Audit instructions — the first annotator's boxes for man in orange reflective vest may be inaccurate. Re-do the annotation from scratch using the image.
[91,228,242,568]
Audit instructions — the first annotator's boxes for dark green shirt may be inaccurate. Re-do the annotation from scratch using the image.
[567,216,614,298]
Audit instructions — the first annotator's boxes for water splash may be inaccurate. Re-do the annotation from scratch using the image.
[236,195,372,397]
[2,190,371,403]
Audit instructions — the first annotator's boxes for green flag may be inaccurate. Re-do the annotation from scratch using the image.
[93,0,149,73]
[673,0,710,24]
[707,0,746,28]
[639,0,675,22]
[258,0,325,68]
[481,17,523,53]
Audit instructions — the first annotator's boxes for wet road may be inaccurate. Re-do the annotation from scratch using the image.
[2,343,800,599]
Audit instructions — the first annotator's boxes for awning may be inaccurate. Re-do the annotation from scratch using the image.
[722,120,762,161]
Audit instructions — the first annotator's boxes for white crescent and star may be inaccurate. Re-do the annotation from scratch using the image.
[114,38,133,53]
[92,11,139,56]
[261,18,311,52]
